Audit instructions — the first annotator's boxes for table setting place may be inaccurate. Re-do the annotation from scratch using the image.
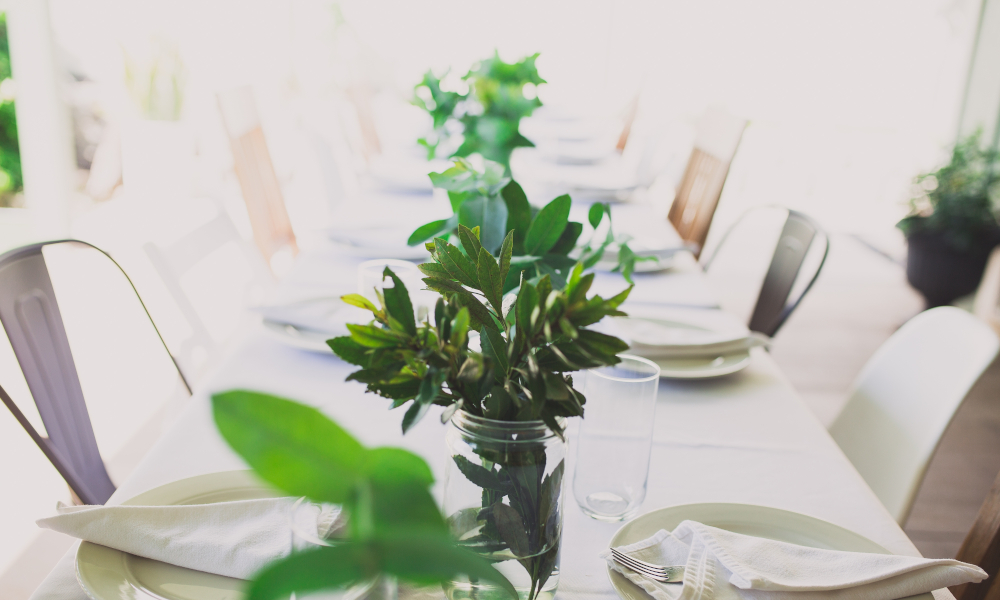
[24,158,987,600]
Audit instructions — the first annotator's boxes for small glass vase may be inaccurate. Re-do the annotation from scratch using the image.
[443,411,567,600]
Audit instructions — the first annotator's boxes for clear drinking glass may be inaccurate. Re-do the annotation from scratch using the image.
[357,259,430,318]
[572,354,660,521]
[288,498,395,600]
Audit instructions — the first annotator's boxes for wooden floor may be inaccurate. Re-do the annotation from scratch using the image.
[759,233,1000,558]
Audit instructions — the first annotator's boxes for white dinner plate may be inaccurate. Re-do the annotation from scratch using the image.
[607,503,933,600]
[613,313,753,380]
[324,227,430,260]
[262,319,337,354]
[77,471,282,600]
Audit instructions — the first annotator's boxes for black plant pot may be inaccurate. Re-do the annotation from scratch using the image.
[905,230,999,308]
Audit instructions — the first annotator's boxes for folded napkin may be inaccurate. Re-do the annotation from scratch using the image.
[37,498,299,580]
[602,521,987,600]
[252,297,367,336]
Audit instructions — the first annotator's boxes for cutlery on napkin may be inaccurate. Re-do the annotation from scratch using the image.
[602,520,987,600]
[38,498,304,579]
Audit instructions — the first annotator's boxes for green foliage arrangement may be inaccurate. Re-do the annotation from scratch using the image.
[898,132,1000,251]
[211,390,516,600]
[329,252,631,436]
[408,159,653,288]
[329,246,630,600]
[0,14,22,207]
[413,52,544,170]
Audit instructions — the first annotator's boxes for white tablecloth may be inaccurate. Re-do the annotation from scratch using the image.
[30,214,953,600]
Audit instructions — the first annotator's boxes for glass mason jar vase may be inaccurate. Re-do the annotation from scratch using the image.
[443,411,567,600]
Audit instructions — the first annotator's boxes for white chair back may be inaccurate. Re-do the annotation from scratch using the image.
[829,306,999,524]
[143,201,274,378]
[974,246,1000,334]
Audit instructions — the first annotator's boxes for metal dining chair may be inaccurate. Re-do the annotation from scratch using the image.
[0,240,190,505]
[953,464,1000,600]
[702,206,830,337]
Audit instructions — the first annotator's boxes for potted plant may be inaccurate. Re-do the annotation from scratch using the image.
[898,133,1000,307]
[413,52,544,172]
[211,389,517,600]
[329,233,631,600]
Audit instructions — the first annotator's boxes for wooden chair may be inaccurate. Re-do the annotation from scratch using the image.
[216,86,299,269]
[667,108,747,257]
[973,246,1000,335]
[953,467,1000,600]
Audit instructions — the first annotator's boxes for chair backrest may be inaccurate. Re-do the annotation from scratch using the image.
[0,240,188,505]
[829,306,999,524]
[703,206,830,337]
[667,108,747,257]
[143,201,274,378]
[953,467,1000,600]
[217,85,299,268]
[974,245,1000,335]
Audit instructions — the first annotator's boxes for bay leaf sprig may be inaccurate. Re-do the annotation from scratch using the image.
[329,233,632,436]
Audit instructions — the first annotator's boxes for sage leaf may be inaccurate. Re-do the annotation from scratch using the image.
[246,544,372,600]
[453,455,506,492]
[327,336,370,366]
[459,195,508,254]
[502,180,532,250]
[549,221,583,255]
[347,323,405,348]
[480,326,509,375]
[458,224,483,258]
[341,293,379,313]
[434,237,480,288]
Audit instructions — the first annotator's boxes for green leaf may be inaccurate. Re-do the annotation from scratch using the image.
[549,221,583,256]
[491,501,530,557]
[453,455,506,491]
[577,329,631,357]
[380,532,517,598]
[246,544,372,600]
[450,306,471,347]
[498,231,514,282]
[515,279,539,347]
[408,215,458,246]
[341,293,379,313]
[364,447,435,488]
[501,180,532,250]
[524,194,571,256]
[418,262,451,279]
[478,247,504,313]
[382,268,416,336]
[458,224,483,258]
[211,391,366,503]
[480,326,509,375]
[347,324,405,348]
[588,203,608,229]
[434,237,480,288]
[368,479,448,537]
[327,336,370,365]
[459,195,508,254]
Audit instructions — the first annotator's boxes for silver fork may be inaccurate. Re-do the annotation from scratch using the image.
[610,548,685,583]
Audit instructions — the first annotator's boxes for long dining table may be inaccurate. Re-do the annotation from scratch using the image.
[30,209,953,600]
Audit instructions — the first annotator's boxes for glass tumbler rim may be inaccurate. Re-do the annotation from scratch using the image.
[588,354,661,383]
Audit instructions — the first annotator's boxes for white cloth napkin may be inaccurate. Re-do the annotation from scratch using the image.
[37,498,299,580]
[601,521,987,600]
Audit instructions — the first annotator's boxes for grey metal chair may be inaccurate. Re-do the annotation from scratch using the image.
[0,240,190,505]
[702,207,830,337]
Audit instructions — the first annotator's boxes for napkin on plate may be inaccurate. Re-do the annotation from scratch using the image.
[38,498,302,579]
[601,520,987,600]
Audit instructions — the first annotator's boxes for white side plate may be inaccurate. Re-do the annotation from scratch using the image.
[77,471,281,600]
[607,503,932,600]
